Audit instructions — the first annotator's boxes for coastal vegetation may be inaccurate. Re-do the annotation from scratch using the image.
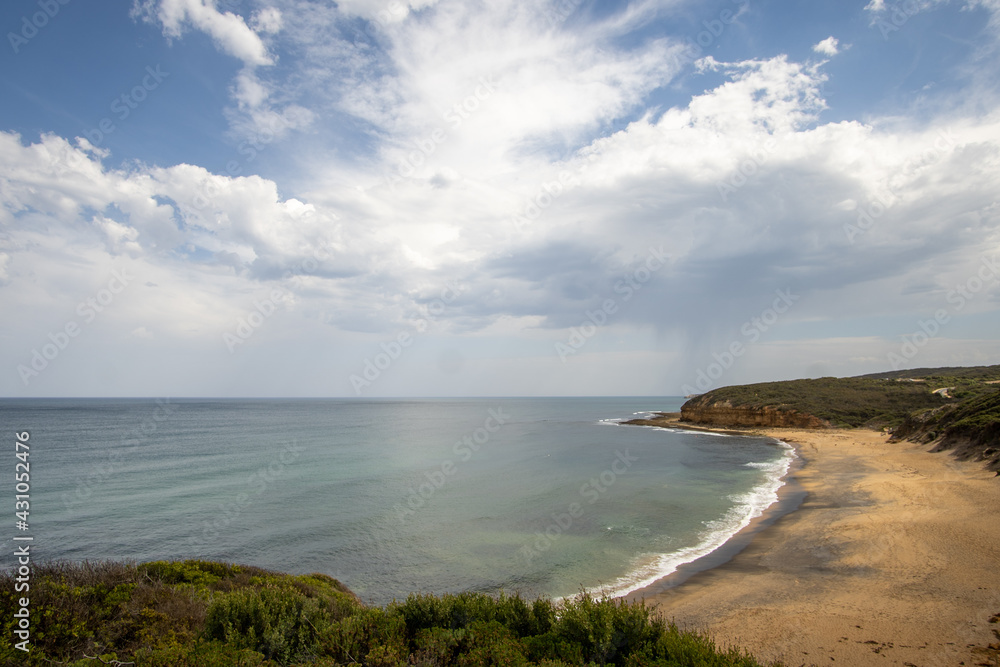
[682,376,949,428]
[0,559,765,666]
[891,388,1000,471]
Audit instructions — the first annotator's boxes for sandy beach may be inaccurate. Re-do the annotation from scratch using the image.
[627,423,1000,666]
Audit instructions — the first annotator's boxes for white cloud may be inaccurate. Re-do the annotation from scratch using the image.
[813,36,840,56]
[132,2,306,139]
[0,132,355,276]
[96,216,143,256]
[863,0,943,13]
[134,0,275,66]
[257,0,686,163]
[331,0,440,23]
[232,69,270,110]
[5,50,999,352]
[863,0,1000,25]
[251,7,283,34]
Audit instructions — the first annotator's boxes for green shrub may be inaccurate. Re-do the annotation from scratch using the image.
[139,559,242,586]
[203,587,328,664]
[408,620,530,666]
[523,631,585,664]
[624,621,762,666]
[323,605,407,665]
[391,590,552,641]
[458,620,530,666]
[553,593,663,665]
[137,639,277,666]
[0,570,141,662]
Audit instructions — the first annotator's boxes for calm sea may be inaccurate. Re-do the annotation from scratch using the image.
[0,397,792,606]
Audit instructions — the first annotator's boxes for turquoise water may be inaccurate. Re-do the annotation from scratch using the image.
[1,397,792,605]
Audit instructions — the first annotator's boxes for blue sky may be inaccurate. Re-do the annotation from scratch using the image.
[1,0,999,397]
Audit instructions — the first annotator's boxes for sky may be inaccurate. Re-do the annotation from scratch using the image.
[1,0,999,398]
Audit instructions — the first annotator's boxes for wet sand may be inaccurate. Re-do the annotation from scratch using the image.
[626,422,1000,666]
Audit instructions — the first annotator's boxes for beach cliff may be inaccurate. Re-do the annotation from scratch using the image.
[680,397,829,428]
[674,366,1000,470]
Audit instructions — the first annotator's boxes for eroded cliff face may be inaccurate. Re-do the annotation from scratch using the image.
[680,401,829,429]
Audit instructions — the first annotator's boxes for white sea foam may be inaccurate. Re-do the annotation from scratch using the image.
[641,425,735,438]
[598,411,661,426]
[682,429,734,438]
[579,440,796,600]
[611,414,738,438]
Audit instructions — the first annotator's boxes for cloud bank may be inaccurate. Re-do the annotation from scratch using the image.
[1,0,999,396]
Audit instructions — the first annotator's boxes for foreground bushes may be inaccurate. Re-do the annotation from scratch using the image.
[0,560,766,666]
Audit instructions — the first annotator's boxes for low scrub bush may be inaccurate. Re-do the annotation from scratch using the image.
[0,561,769,666]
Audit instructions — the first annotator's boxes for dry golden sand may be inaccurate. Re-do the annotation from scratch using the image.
[630,426,1000,667]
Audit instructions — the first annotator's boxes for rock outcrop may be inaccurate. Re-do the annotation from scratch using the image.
[680,399,829,429]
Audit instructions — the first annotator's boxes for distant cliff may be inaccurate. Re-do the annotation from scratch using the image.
[680,398,830,429]
[676,366,1000,473]
[679,375,952,429]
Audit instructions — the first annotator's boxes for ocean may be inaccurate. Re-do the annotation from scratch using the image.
[1,397,793,606]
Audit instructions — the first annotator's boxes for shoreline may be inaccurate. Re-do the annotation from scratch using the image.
[620,442,807,600]
[609,415,805,600]
[620,416,1000,665]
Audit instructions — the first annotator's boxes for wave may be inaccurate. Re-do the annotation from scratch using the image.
[616,420,737,438]
[575,440,796,601]
[597,411,662,426]
[679,429,734,438]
